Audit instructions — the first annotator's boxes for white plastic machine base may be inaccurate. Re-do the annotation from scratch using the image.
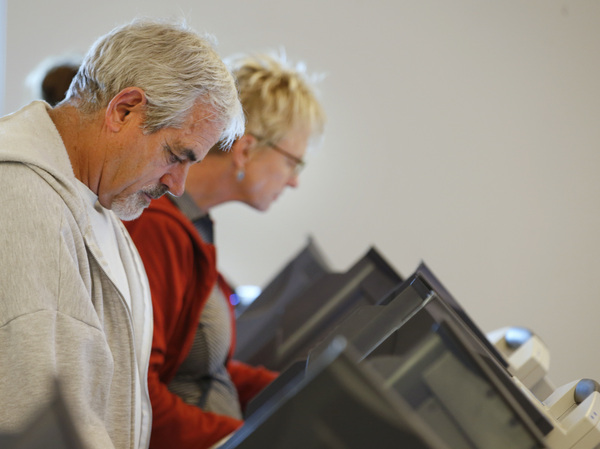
[487,326,555,401]
[487,326,600,449]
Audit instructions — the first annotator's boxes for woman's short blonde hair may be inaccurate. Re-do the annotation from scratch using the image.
[225,51,326,149]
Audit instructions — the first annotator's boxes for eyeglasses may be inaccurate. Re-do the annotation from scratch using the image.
[249,133,305,176]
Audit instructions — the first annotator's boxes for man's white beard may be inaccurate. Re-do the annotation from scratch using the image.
[112,184,168,221]
[112,191,149,221]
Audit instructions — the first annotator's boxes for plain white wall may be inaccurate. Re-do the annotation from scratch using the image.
[4,0,600,388]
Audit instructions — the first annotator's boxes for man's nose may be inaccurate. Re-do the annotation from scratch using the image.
[160,164,190,197]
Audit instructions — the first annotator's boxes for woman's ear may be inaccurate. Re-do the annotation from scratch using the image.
[231,133,257,170]
[105,87,147,132]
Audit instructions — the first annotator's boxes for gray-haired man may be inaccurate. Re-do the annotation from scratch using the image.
[0,19,244,449]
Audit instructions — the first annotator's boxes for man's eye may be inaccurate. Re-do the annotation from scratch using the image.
[168,151,182,164]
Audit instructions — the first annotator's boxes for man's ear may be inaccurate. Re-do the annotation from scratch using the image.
[231,133,257,170]
[105,87,147,132]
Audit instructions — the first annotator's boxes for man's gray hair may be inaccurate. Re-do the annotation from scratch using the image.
[67,18,244,148]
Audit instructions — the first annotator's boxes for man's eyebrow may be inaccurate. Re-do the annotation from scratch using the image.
[179,148,198,163]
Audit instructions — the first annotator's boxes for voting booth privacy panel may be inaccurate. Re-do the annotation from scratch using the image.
[221,338,453,449]
[234,240,404,372]
[235,241,600,449]
[237,259,547,448]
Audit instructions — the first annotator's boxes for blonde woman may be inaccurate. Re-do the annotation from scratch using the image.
[125,52,326,449]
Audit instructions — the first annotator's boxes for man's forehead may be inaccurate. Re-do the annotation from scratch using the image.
[186,101,218,127]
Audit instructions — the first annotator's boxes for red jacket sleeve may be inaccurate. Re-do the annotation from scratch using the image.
[227,359,278,410]
[125,202,243,449]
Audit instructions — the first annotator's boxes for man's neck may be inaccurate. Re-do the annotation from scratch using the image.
[48,104,103,195]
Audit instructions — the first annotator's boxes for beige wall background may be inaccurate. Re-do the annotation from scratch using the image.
[3,0,600,388]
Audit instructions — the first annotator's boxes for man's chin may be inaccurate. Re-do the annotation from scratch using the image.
[111,198,150,221]
[116,207,146,221]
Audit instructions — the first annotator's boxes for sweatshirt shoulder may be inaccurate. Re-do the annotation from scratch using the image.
[0,162,70,220]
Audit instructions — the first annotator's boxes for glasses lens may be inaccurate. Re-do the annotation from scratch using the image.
[294,161,305,176]
[266,141,305,176]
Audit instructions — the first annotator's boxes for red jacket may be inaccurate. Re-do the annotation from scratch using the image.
[125,196,277,449]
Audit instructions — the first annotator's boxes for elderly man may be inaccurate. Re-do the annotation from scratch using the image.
[0,19,244,449]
